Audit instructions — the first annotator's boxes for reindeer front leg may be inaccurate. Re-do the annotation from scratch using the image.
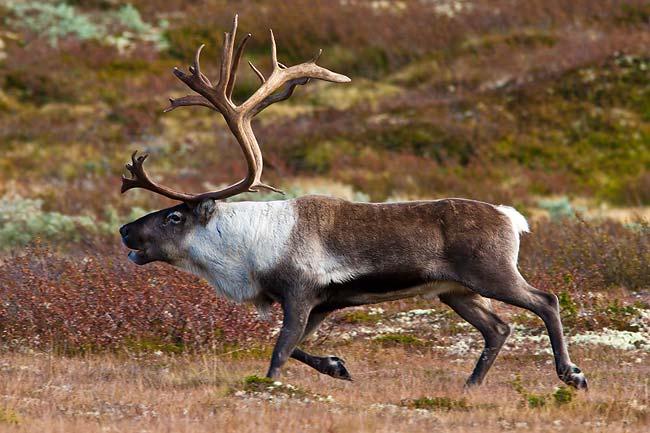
[266,299,311,379]
[290,310,352,381]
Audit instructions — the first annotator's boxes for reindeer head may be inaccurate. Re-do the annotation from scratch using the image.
[119,200,217,265]
[119,14,349,265]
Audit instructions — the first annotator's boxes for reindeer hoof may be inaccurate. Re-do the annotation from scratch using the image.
[463,378,482,389]
[322,356,352,381]
[562,365,588,390]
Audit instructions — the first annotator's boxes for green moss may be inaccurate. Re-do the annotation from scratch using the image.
[489,55,650,204]
[558,290,579,326]
[308,79,401,110]
[512,375,577,408]
[600,299,642,332]
[240,375,311,399]
[389,56,442,87]
[303,140,357,173]
[552,386,575,406]
[340,310,382,324]
[0,407,21,425]
[403,396,470,411]
[359,123,473,165]
[218,344,273,360]
[303,141,340,173]
[461,29,557,55]
[243,375,275,388]
[526,394,548,408]
[164,26,220,60]
[511,375,548,408]
[329,45,391,79]
[289,139,356,173]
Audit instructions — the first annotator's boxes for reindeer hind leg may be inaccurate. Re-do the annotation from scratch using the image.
[463,266,587,390]
[440,292,511,387]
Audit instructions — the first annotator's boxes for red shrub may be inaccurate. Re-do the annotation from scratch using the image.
[520,218,649,293]
[0,243,277,352]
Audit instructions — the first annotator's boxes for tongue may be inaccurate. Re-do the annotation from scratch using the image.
[128,250,144,264]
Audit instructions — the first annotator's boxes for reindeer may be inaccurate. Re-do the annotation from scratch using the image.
[119,15,587,389]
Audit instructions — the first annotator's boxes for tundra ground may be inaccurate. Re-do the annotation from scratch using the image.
[0,302,648,433]
[1,1,649,431]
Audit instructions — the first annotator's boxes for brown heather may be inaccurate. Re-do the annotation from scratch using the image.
[0,217,646,353]
[522,218,649,293]
[0,1,649,431]
[0,244,276,353]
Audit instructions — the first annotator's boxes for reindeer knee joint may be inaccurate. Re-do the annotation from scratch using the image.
[545,293,560,310]
[532,290,560,311]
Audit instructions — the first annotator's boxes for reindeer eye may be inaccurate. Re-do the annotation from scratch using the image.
[166,211,183,225]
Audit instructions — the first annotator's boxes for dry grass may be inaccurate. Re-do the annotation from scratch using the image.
[0,232,647,432]
[1,1,649,431]
[0,338,647,433]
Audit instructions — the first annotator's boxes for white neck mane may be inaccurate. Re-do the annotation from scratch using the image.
[179,200,296,303]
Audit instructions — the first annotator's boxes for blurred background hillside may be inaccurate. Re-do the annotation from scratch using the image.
[1,0,649,238]
[0,0,648,364]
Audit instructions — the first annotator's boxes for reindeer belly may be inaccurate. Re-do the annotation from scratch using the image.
[324,271,468,307]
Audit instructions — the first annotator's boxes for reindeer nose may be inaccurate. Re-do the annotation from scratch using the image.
[119,225,129,238]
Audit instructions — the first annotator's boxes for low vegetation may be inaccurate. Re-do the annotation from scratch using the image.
[374,333,425,347]
[0,243,277,352]
[0,1,648,432]
[512,375,577,408]
[0,341,646,432]
[0,218,646,353]
[401,396,471,411]
[1,0,649,212]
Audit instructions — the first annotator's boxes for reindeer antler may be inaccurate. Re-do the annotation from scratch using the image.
[121,14,350,203]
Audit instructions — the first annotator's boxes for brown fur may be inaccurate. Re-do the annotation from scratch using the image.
[293,196,513,279]
[120,195,587,390]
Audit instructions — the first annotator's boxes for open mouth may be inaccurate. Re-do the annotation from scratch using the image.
[122,237,151,265]
[127,249,149,265]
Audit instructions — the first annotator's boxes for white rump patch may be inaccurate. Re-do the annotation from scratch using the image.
[495,205,530,236]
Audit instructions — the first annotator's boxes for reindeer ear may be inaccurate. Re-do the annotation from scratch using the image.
[193,199,216,225]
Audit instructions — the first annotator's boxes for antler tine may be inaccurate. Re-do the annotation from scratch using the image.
[217,14,238,94]
[193,44,203,71]
[163,95,215,113]
[269,29,279,70]
[240,30,351,117]
[250,77,310,116]
[226,33,251,100]
[121,14,351,204]
[217,32,232,92]
[248,61,266,83]
[121,151,195,201]
[134,13,263,203]
[311,49,323,64]
[188,44,212,87]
